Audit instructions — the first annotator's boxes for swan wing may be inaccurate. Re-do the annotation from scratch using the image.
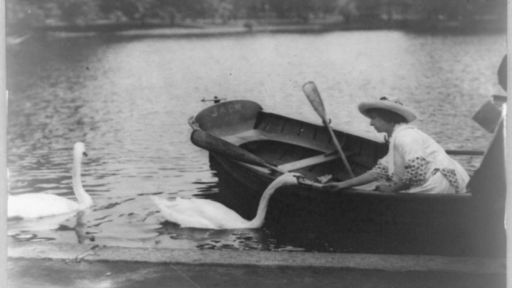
[150,196,249,229]
[185,198,249,228]
[151,196,217,228]
[8,194,80,219]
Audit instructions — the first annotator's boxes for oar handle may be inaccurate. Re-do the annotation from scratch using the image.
[445,149,484,156]
[325,124,355,178]
[296,176,324,190]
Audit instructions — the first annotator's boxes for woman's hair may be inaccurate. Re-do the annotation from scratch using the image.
[366,108,407,124]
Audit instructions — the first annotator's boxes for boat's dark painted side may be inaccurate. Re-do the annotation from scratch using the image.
[191,100,506,257]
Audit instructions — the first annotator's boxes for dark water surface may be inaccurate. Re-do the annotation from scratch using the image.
[6,30,506,252]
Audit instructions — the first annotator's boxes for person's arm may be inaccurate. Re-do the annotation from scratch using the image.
[322,171,379,191]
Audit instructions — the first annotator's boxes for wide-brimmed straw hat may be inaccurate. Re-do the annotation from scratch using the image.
[358,97,417,123]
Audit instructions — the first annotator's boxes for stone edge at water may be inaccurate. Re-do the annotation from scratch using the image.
[7,241,505,275]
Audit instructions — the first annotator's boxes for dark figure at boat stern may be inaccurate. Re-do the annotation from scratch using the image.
[497,54,506,92]
[322,97,470,194]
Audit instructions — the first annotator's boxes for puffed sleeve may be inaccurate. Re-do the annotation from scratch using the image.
[403,156,429,186]
[368,153,390,180]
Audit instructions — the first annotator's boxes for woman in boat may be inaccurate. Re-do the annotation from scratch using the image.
[322,97,470,194]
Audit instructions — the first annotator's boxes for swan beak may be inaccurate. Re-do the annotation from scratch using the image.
[292,174,306,184]
[295,175,323,189]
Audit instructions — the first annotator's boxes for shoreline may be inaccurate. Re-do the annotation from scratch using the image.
[9,20,506,41]
[8,241,506,273]
[7,241,506,287]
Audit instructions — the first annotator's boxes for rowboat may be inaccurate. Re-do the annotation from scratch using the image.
[189,99,506,257]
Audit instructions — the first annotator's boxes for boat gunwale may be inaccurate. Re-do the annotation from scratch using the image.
[194,99,385,144]
[212,154,473,201]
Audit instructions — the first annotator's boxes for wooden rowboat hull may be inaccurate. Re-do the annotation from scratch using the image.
[190,100,506,257]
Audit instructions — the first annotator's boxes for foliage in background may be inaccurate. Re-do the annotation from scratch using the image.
[6,0,507,33]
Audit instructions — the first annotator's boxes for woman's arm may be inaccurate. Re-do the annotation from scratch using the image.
[322,171,379,191]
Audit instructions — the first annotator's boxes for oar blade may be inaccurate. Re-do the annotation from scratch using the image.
[302,81,327,120]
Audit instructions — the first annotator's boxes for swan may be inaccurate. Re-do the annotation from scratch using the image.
[151,173,301,229]
[8,142,93,219]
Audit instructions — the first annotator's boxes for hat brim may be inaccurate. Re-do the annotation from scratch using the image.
[358,101,417,123]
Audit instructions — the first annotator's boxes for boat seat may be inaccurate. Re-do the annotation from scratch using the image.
[223,129,329,152]
[225,129,357,171]
[223,129,267,145]
[278,151,339,171]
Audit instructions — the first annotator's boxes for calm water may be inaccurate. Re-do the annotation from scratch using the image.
[6,30,506,252]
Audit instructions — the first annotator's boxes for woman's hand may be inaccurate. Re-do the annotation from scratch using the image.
[374,184,395,193]
[374,182,407,194]
[321,181,350,192]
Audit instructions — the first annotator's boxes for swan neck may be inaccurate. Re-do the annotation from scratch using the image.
[73,155,91,208]
[248,176,290,228]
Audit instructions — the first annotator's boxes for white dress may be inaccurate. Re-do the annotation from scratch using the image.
[369,124,470,194]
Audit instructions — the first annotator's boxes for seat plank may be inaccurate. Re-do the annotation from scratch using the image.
[278,151,339,171]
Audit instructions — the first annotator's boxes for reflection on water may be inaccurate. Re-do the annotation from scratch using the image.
[6,30,506,252]
[9,211,92,244]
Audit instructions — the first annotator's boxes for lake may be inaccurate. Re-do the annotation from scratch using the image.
[6,29,507,252]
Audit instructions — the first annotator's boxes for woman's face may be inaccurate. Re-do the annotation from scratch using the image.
[368,113,394,135]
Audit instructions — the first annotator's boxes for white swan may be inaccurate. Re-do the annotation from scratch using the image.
[151,173,301,229]
[8,142,93,219]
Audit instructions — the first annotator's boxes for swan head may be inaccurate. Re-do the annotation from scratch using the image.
[276,172,304,186]
[74,142,87,159]
[72,142,92,209]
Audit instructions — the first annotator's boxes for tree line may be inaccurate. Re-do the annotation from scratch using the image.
[7,0,506,33]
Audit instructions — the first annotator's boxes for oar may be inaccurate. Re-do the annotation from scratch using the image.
[445,149,484,156]
[190,129,285,174]
[302,81,355,178]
